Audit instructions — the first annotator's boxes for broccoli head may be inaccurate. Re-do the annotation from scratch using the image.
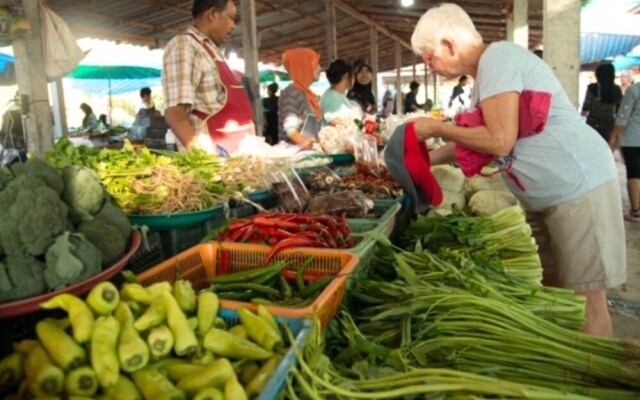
[61,166,106,223]
[0,254,48,303]
[10,158,64,195]
[94,201,132,242]
[44,232,102,290]
[77,219,126,267]
[0,175,68,256]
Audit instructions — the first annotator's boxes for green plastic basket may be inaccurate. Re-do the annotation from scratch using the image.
[128,204,226,231]
[329,153,355,165]
[351,201,402,237]
[345,219,379,274]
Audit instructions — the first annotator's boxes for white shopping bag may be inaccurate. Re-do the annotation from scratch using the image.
[39,0,85,80]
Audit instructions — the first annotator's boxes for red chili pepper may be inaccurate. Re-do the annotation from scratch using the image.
[267,236,278,246]
[228,219,252,232]
[230,224,254,241]
[220,250,231,275]
[256,227,296,239]
[309,240,330,248]
[281,269,325,281]
[262,237,313,265]
[253,217,300,230]
[297,231,319,240]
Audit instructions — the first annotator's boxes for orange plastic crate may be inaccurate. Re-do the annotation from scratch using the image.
[136,242,359,327]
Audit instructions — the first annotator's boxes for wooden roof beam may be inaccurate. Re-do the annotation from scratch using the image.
[329,0,412,51]
[131,0,191,16]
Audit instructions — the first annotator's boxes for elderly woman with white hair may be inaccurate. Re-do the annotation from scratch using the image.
[408,3,626,337]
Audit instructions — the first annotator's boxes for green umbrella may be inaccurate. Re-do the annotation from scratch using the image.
[259,69,290,83]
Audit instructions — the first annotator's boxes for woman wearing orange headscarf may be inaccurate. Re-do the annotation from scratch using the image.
[278,48,322,147]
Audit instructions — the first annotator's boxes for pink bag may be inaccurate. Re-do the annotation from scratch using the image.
[454,91,552,191]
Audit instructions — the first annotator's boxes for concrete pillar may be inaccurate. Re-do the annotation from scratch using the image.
[325,1,337,61]
[13,0,54,157]
[240,0,260,131]
[395,41,403,115]
[507,13,514,43]
[49,79,67,138]
[544,0,581,107]
[513,0,529,48]
[370,27,378,102]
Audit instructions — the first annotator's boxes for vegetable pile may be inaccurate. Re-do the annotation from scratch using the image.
[45,138,232,215]
[0,279,294,399]
[208,257,332,307]
[210,213,356,260]
[280,206,640,399]
[0,158,132,303]
[306,162,402,200]
[217,156,271,193]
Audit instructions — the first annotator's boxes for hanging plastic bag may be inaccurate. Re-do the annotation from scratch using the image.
[39,0,85,80]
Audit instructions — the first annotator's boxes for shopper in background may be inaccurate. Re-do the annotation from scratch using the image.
[448,74,468,109]
[138,87,157,114]
[581,63,623,142]
[262,82,279,145]
[279,47,322,147]
[79,103,98,133]
[347,59,377,115]
[381,90,394,117]
[620,70,634,95]
[404,81,422,114]
[408,3,625,337]
[163,0,255,154]
[609,82,640,223]
[321,59,362,126]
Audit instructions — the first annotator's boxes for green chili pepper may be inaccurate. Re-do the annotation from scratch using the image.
[147,325,174,359]
[24,344,64,396]
[237,307,282,352]
[203,329,273,360]
[163,291,199,356]
[212,283,281,298]
[197,292,219,336]
[36,320,86,370]
[224,377,247,400]
[103,375,143,400]
[210,261,285,284]
[64,366,98,396]
[176,358,235,397]
[134,296,166,332]
[131,368,185,400]
[295,256,315,291]
[279,275,292,300]
[0,352,24,388]
[298,276,332,299]
[86,281,120,315]
[91,316,121,389]
[193,387,224,400]
[214,290,256,301]
[173,280,196,314]
[246,354,282,396]
[40,294,94,344]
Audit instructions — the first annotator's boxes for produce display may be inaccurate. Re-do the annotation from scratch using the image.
[0,279,295,399]
[0,158,132,303]
[211,213,356,255]
[305,165,402,201]
[208,258,332,307]
[281,206,640,399]
[45,138,231,215]
[217,156,271,193]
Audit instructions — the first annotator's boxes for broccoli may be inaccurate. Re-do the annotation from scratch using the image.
[44,232,102,290]
[61,165,106,223]
[10,158,64,195]
[0,254,48,303]
[77,219,126,267]
[0,175,68,256]
[94,201,132,241]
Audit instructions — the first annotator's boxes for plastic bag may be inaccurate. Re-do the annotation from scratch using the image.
[39,0,85,80]
[264,165,310,213]
[305,190,372,218]
[303,166,342,194]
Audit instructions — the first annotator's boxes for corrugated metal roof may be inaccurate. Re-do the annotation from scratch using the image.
[580,33,640,64]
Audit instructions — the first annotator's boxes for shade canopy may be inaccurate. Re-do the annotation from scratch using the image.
[67,65,161,80]
[259,69,290,83]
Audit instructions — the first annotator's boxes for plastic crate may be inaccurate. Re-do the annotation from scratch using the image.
[127,231,165,274]
[136,242,359,327]
[351,201,402,237]
[344,219,379,273]
[229,203,256,219]
[158,213,227,258]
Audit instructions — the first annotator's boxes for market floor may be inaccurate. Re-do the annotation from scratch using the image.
[609,154,640,340]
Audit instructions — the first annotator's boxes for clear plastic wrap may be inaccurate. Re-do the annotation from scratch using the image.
[264,165,310,213]
[305,190,373,218]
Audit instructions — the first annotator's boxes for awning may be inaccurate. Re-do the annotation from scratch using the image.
[580,9,640,65]
[580,33,640,65]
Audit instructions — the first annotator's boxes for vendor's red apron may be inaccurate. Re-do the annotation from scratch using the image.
[186,33,255,154]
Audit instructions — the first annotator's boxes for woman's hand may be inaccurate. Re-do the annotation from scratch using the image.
[412,117,443,141]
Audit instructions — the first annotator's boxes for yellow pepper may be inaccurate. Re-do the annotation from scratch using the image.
[237,307,283,352]
[176,358,235,397]
[187,316,198,332]
[164,363,205,383]
[103,375,143,400]
[190,349,215,366]
[86,281,120,315]
[246,354,282,396]
[40,294,94,344]
[0,352,24,388]
[173,280,196,314]
[228,325,248,340]
[24,344,64,396]
[132,368,186,400]
[203,329,273,360]
[193,387,224,400]
[134,296,166,332]
[120,283,152,304]
[239,361,260,385]
[64,366,98,396]
[224,376,247,400]
[12,339,39,355]
[147,324,174,359]
[115,302,150,373]
[197,292,218,336]
[91,316,121,389]
[256,304,279,334]
[36,320,86,370]
[162,292,198,356]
